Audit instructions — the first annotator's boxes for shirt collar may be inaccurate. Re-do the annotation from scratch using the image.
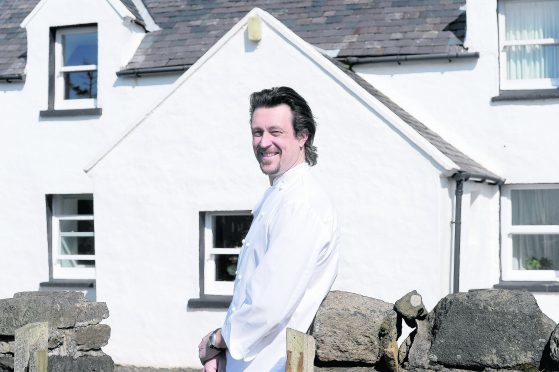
[272,162,309,188]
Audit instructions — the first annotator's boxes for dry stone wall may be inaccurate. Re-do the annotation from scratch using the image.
[0,291,113,372]
[312,289,559,372]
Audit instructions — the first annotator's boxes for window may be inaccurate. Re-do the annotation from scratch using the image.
[501,185,559,280]
[50,195,95,279]
[201,211,252,296]
[498,0,559,90]
[50,26,98,110]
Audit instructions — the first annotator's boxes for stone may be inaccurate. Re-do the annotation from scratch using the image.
[311,291,398,369]
[0,292,108,336]
[14,322,48,372]
[315,368,378,371]
[0,355,13,370]
[399,316,434,369]
[547,323,559,369]
[75,302,109,327]
[75,325,111,351]
[48,354,114,372]
[394,290,427,328]
[0,342,12,354]
[0,295,77,335]
[13,292,85,302]
[428,289,555,370]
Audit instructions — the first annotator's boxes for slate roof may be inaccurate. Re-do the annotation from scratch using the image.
[327,56,501,180]
[0,0,471,76]
[120,0,145,25]
[125,0,467,71]
[0,0,143,79]
[0,0,36,79]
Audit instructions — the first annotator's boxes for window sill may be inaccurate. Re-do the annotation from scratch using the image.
[493,281,559,293]
[491,89,559,102]
[40,108,102,118]
[187,295,232,309]
[40,279,96,288]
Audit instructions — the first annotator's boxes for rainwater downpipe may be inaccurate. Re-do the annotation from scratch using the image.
[452,172,468,294]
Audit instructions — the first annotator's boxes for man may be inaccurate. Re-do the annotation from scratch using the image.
[199,87,339,371]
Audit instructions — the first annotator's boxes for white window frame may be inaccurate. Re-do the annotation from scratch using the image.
[54,26,98,110]
[51,195,95,280]
[203,211,251,296]
[501,184,559,281]
[498,0,559,90]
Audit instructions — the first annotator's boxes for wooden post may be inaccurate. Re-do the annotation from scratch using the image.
[14,322,48,372]
[285,328,315,372]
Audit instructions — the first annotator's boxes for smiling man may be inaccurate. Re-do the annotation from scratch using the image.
[199,87,339,371]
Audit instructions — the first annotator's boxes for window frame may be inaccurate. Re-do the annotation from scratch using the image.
[50,194,95,280]
[501,184,559,281]
[498,0,559,90]
[49,24,98,111]
[201,211,252,296]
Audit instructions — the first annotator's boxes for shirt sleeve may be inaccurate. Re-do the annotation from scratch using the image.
[221,199,334,361]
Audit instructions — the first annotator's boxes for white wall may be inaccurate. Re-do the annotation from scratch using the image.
[354,0,559,322]
[355,0,559,184]
[88,15,456,367]
[0,0,178,299]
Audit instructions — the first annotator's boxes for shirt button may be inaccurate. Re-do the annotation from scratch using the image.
[246,242,250,247]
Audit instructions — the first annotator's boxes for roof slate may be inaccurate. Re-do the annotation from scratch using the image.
[0,0,36,78]
[0,0,143,78]
[124,0,467,71]
[119,0,145,25]
[0,0,467,76]
[327,56,500,179]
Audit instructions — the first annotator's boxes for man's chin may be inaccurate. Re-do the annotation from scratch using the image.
[259,164,279,177]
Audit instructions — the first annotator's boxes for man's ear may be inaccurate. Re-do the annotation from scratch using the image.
[297,129,309,145]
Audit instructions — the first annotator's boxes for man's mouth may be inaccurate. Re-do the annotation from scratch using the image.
[259,150,279,158]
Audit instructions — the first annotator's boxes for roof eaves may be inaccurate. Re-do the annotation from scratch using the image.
[116,64,190,77]
[0,74,25,83]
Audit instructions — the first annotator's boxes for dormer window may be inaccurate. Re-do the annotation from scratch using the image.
[42,24,101,116]
[56,27,98,105]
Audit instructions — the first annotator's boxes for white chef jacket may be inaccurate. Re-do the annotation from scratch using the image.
[221,163,339,371]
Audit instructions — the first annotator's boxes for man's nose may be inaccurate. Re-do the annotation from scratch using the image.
[258,132,273,147]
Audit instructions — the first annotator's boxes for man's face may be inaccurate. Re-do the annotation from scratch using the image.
[251,104,308,183]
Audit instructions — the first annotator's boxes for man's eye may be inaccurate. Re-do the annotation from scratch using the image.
[252,131,263,137]
[271,131,282,136]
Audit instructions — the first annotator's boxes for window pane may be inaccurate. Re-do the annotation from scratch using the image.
[506,45,559,80]
[64,71,97,99]
[512,189,559,225]
[513,234,559,270]
[505,0,559,41]
[63,32,97,66]
[58,259,95,268]
[214,254,237,281]
[60,220,94,233]
[60,236,95,255]
[77,199,93,214]
[213,215,252,248]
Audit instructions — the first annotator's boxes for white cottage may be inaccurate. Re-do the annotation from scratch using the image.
[0,0,558,368]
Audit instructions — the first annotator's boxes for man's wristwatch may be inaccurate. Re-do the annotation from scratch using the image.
[209,329,223,349]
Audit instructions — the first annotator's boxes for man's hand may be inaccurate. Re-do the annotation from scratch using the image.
[198,329,227,371]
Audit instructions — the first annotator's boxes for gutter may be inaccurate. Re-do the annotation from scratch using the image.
[116,65,190,77]
[450,171,504,293]
[0,74,24,83]
[338,52,480,66]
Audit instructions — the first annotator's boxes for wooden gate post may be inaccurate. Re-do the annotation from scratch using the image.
[285,328,315,372]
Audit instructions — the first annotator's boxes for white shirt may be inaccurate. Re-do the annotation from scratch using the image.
[221,163,339,371]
